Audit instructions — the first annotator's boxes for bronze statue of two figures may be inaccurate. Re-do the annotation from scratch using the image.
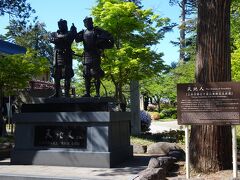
[50,17,114,98]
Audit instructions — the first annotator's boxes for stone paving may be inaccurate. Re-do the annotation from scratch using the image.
[0,120,183,180]
[0,155,151,180]
[150,120,183,134]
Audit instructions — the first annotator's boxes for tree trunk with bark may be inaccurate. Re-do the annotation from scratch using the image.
[190,0,232,172]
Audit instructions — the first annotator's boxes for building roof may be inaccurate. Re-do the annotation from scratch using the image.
[0,39,26,54]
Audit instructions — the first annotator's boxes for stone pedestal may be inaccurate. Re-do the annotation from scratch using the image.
[11,98,133,168]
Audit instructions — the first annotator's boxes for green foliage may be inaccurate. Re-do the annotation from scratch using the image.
[5,20,53,62]
[141,60,195,104]
[0,49,49,94]
[236,125,240,149]
[160,107,177,119]
[130,135,155,146]
[122,0,142,8]
[131,130,185,145]
[164,60,195,100]
[89,0,172,103]
[100,80,115,96]
[0,135,14,144]
[231,0,240,81]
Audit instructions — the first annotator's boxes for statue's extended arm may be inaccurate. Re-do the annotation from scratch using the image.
[50,32,68,44]
[75,30,84,43]
[95,27,114,49]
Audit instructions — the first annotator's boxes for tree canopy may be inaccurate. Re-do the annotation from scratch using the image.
[0,0,35,20]
[231,0,240,80]
[4,19,53,62]
[0,50,49,94]
[88,0,174,103]
[169,0,197,63]
[0,50,49,136]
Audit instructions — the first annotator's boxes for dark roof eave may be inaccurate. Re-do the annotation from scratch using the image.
[0,40,26,54]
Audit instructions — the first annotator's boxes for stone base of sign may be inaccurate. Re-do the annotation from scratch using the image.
[11,99,132,168]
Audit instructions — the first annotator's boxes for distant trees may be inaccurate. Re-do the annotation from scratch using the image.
[138,0,198,111]
[4,19,53,62]
[0,0,51,136]
[2,6,54,76]
[1,0,52,62]
[169,0,197,63]
[0,51,49,136]
[0,0,35,20]
[141,60,195,111]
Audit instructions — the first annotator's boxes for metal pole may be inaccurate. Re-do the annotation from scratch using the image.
[185,125,190,179]
[232,125,238,178]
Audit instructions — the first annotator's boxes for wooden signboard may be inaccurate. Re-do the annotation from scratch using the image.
[177,82,240,125]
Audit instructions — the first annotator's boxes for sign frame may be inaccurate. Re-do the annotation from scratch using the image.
[177,82,240,125]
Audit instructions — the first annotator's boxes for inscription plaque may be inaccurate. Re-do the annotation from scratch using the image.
[34,125,87,148]
[177,82,240,125]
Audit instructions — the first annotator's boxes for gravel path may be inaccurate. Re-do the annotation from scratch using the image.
[150,120,184,133]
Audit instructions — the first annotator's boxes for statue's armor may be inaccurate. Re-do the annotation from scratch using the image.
[82,29,103,78]
[75,18,114,97]
[83,29,101,65]
[52,32,74,79]
[50,19,76,97]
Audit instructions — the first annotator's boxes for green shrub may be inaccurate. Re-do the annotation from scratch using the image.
[159,112,165,119]
[160,108,177,119]
[171,114,177,119]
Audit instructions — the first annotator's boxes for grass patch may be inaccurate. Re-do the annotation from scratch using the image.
[131,126,240,149]
[236,125,240,149]
[131,136,156,146]
[131,130,185,146]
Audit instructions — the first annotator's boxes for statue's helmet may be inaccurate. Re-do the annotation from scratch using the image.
[58,19,68,31]
[83,16,93,23]
[83,16,93,29]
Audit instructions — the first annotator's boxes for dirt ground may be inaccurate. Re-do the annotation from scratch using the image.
[167,161,239,180]
[169,170,238,180]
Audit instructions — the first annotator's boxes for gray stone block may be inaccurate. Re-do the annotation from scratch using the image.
[11,111,133,168]
[157,156,177,170]
[147,142,181,155]
[133,144,147,154]
[167,150,185,161]
[139,168,166,180]
[148,158,159,168]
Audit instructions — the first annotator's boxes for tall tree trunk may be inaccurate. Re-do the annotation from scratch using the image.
[179,0,186,63]
[190,0,232,172]
[156,96,161,113]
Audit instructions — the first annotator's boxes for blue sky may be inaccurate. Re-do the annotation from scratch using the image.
[0,0,180,65]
